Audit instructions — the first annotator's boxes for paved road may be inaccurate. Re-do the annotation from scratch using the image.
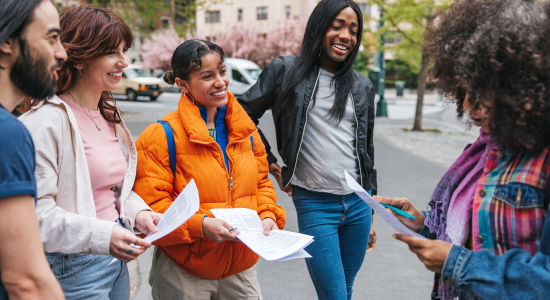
[123,92,447,299]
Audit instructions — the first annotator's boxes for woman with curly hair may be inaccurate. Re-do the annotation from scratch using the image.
[375,0,550,299]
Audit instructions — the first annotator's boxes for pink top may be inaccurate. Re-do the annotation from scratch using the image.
[62,95,127,222]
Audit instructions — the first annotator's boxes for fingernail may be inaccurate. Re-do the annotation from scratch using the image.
[392,234,397,238]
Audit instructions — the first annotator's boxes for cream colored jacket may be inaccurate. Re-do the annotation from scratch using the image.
[19,95,151,255]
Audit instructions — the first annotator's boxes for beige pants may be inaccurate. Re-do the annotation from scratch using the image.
[149,247,263,300]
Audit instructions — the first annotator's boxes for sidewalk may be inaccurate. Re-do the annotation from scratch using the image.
[379,88,446,120]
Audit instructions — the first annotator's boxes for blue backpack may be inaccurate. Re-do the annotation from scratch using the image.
[157,120,253,181]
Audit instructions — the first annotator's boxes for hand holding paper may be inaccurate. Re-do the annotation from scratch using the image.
[344,171,426,239]
[374,196,426,232]
[107,179,201,266]
[211,208,314,261]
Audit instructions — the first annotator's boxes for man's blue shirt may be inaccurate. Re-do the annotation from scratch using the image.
[0,103,37,299]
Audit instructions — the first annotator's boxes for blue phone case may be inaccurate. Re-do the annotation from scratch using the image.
[380,203,416,219]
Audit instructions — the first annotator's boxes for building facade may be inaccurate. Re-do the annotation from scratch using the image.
[196,0,376,38]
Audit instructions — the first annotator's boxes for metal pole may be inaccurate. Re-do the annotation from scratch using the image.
[375,2,388,117]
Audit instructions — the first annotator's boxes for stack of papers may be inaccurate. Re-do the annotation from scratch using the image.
[108,179,200,266]
[211,208,314,261]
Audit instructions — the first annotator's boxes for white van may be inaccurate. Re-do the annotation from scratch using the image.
[225,58,262,96]
[112,64,164,101]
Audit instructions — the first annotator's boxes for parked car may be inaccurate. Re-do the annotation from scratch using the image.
[159,72,183,93]
[225,58,262,96]
[112,64,164,101]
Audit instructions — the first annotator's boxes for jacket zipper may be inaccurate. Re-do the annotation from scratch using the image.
[225,131,256,208]
[223,133,255,277]
[227,157,233,208]
[284,69,322,188]
[350,94,363,186]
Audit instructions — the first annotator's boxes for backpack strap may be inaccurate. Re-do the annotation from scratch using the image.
[250,135,253,150]
[157,121,176,181]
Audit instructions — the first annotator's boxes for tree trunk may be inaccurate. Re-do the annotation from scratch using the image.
[412,53,428,131]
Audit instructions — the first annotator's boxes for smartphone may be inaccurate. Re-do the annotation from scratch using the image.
[380,203,416,219]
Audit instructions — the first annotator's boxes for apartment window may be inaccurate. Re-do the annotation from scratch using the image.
[162,19,169,29]
[358,3,370,16]
[205,11,220,23]
[257,7,268,20]
[285,6,291,19]
[238,8,243,21]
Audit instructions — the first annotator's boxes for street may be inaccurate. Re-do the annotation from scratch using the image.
[123,92,447,300]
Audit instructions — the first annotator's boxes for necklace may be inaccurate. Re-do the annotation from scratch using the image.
[67,90,102,131]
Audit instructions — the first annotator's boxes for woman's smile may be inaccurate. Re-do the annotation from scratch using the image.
[107,71,123,81]
[210,89,227,98]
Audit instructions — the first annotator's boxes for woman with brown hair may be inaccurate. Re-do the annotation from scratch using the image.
[19,6,161,300]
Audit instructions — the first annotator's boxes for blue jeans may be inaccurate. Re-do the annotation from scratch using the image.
[292,186,372,300]
[45,253,130,300]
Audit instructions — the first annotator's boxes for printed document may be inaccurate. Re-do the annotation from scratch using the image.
[108,179,201,266]
[344,171,426,239]
[211,208,314,261]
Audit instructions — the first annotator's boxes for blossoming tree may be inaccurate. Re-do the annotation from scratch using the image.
[140,19,304,71]
[208,19,305,68]
[140,29,185,71]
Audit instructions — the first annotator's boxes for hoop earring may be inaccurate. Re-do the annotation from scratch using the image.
[184,93,195,105]
[318,46,322,58]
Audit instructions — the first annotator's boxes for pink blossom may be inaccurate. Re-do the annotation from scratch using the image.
[206,19,305,68]
[141,20,304,70]
[140,29,185,71]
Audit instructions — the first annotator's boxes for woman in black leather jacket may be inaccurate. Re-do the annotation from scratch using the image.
[238,1,377,299]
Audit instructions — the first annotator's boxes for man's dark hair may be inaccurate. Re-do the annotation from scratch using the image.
[0,0,44,67]
[425,0,550,153]
[279,0,364,123]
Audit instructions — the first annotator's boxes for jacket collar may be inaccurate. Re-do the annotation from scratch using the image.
[198,105,227,127]
[178,92,257,145]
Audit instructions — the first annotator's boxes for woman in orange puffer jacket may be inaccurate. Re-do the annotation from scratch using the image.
[132,39,286,300]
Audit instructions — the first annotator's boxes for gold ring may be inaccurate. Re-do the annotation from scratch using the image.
[135,237,141,246]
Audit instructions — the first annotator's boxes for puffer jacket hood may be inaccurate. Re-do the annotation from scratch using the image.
[133,92,286,280]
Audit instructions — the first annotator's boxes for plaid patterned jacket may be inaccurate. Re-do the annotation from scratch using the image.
[472,147,550,255]
[441,146,550,299]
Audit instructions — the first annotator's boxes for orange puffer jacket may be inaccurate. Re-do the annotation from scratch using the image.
[133,92,286,280]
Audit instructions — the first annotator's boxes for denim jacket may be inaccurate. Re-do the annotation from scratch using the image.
[423,147,550,300]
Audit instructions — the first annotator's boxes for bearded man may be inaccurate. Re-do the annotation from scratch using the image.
[0,0,67,299]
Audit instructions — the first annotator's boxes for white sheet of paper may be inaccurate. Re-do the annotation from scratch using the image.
[211,208,314,261]
[108,179,201,266]
[344,171,426,239]
[274,249,312,261]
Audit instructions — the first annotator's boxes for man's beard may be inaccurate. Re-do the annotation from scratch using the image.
[10,38,61,100]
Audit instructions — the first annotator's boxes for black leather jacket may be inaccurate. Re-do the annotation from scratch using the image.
[237,56,377,194]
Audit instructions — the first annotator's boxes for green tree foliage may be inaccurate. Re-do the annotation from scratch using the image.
[366,0,450,72]
[88,0,199,34]
[386,59,418,86]
[89,0,169,33]
[357,50,374,76]
[364,0,450,130]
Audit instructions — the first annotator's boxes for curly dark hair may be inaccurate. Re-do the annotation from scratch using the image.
[425,0,550,153]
